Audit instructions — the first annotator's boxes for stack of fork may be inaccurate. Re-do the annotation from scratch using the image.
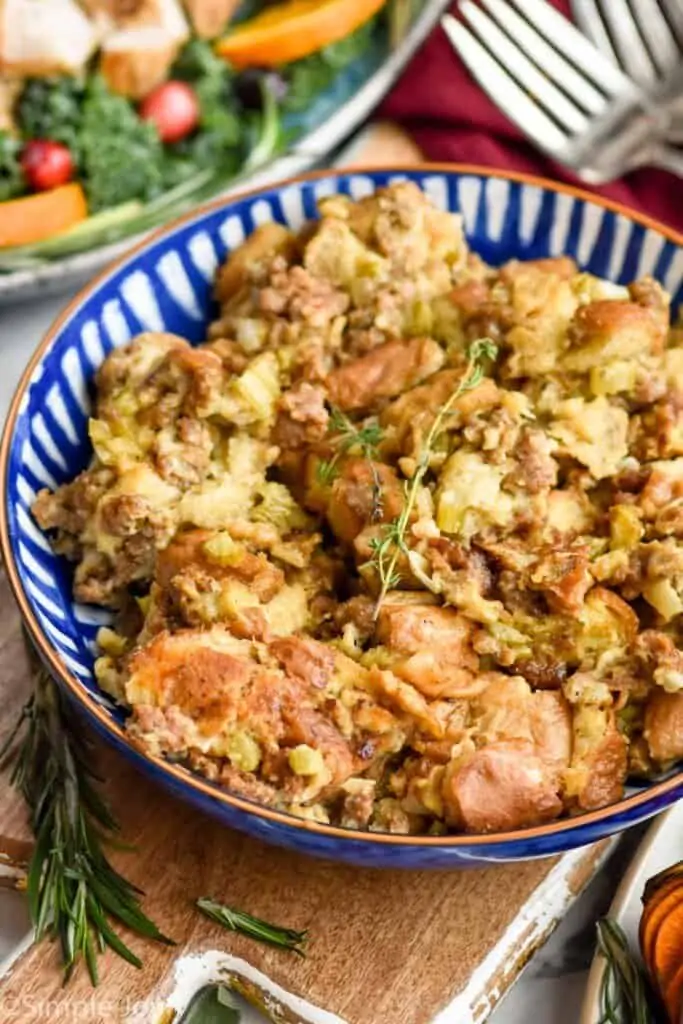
[443,0,683,183]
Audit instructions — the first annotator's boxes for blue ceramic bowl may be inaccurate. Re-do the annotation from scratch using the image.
[5,165,683,868]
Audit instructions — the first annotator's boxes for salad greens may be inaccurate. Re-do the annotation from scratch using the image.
[0,2,406,270]
[0,89,278,270]
[13,52,245,214]
[79,77,167,212]
[17,75,85,153]
[167,40,243,181]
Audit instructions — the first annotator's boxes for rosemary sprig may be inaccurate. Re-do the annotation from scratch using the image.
[197,897,308,957]
[367,338,497,617]
[0,661,174,985]
[596,919,656,1024]
[318,406,385,520]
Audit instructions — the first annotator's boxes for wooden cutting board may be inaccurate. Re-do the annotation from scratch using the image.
[0,559,614,1024]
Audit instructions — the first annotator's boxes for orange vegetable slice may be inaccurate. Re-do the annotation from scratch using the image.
[640,881,683,970]
[663,958,683,1024]
[0,183,88,248]
[216,0,387,68]
[650,898,683,996]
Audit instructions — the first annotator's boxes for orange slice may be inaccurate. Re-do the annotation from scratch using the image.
[216,0,387,68]
[0,183,88,248]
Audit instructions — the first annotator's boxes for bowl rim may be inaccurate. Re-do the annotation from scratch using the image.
[5,160,683,849]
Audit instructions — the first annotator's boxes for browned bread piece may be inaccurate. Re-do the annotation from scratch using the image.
[99,35,181,98]
[0,0,98,77]
[83,0,190,98]
[182,0,241,38]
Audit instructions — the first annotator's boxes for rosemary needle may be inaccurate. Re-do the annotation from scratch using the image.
[197,897,308,957]
[368,338,498,617]
[0,656,174,985]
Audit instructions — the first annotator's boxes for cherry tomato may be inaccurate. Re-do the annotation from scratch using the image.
[21,140,74,192]
[139,81,200,144]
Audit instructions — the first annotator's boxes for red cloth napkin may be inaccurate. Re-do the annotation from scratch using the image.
[380,0,683,234]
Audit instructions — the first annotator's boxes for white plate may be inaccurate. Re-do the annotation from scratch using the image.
[580,800,683,1023]
[0,0,449,306]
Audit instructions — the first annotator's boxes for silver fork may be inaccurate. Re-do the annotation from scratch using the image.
[443,0,683,184]
[571,0,683,141]
[572,0,683,87]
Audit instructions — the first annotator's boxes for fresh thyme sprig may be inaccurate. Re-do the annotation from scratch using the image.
[0,659,174,985]
[317,407,383,484]
[596,919,656,1024]
[197,897,308,957]
[367,338,498,617]
[317,406,385,520]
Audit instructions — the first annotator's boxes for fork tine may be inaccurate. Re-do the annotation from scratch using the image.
[592,0,659,83]
[631,0,681,76]
[460,1,590,133]
[441,14,571,157]
[508,0,639,98]
[574,0,681,81]
[570,0,619,65]
[480,0,607,116]
[659,0,683,45]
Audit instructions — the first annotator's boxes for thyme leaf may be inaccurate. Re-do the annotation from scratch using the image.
[317,407,385,520]
[367,338,498,618]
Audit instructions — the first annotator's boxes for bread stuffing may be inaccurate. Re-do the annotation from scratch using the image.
[33,182,683,835]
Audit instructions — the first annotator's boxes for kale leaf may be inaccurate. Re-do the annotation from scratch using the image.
[79,77,165,212]
[192,63,241,156]
[16,76,85,152]
[167,40,242,179]
[173,38,230,83]
[0,132,24,202]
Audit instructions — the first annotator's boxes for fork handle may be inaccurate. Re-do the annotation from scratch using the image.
[649,144,683,180]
